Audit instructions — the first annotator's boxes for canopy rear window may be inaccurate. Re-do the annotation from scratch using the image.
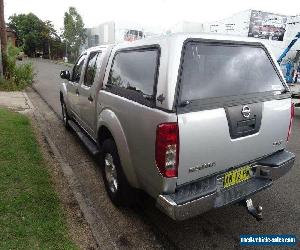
[179,42,285,102]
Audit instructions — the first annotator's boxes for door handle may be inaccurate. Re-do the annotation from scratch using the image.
[76,89,79,96]
[88,95,94,102]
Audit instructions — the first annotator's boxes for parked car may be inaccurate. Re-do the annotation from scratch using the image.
[59,33,295,220]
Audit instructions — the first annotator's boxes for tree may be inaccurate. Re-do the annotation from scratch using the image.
[41,20,58,60]
[8,13,46,57]
[63,7,86,62]
[0,0,7,77]
[8,14,64,59]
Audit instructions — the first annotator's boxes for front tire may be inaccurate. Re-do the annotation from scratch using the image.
[102,139,136,207]
[61,100,70,130]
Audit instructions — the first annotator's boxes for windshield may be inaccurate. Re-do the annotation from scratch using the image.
[179,42,285,102]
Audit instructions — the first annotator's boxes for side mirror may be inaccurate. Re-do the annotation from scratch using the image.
[60,70,70,80]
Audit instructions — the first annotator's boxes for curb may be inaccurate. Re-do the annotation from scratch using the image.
[23,91,118,250]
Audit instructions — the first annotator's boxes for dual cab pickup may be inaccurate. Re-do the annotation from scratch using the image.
[60,33,295,220]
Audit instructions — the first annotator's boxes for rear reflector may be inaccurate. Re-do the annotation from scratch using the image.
[155,123,179,178]
[287,102,295,142]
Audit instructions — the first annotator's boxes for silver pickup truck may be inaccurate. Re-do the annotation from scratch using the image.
[60,33,295,221]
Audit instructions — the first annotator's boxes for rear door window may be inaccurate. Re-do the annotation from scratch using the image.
[84,51,102,87]
[108,47,159,106]
[179,42,285,102]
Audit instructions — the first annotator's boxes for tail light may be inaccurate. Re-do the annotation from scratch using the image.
[155,123,179,178]
[287,102,295,142]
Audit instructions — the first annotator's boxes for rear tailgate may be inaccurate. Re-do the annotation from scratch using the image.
[177,99,290,185]
[176,40,291,185]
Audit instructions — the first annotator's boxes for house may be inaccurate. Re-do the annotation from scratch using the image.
[6,27,17,46]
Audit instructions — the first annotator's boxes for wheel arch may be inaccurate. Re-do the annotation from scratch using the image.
[97,109,139,189]
[98,126,114,147]
[60,91,64,103]
[59,82,69,105]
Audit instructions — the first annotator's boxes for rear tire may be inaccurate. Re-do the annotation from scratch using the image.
[102,138,136,207]
[61,100,70,130]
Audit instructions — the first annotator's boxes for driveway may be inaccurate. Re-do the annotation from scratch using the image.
[29,59,300,249]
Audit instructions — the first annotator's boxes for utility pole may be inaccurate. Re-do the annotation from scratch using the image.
[0,0,7,78]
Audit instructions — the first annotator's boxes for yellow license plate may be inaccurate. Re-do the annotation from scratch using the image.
[223,166,251,188]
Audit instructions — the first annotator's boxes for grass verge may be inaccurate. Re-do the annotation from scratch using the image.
[0,108,77,249]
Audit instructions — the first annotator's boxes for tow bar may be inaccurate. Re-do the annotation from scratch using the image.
[244,198,263,221]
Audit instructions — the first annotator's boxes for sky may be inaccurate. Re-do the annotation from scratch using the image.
[4,0,300,32]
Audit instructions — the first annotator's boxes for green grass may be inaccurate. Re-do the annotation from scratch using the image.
[0,108,77,249]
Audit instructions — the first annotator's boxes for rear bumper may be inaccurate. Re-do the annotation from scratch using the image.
[156,150,295,221]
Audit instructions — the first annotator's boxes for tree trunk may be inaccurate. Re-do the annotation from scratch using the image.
[0,0,7,78]
[48,40,51,60]
[0,38,2,77]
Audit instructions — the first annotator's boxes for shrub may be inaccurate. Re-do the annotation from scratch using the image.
[0,43,34,91]
[13,63,34,88]
[6,43,21,79]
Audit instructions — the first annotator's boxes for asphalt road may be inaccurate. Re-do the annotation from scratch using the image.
[32,58,69,118]
[31,59,300,249]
